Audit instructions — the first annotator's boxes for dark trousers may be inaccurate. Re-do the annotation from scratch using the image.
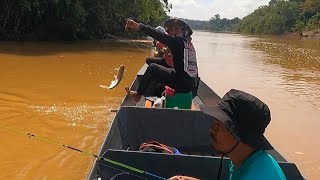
[146,57,171,68]
[137,63,193,97]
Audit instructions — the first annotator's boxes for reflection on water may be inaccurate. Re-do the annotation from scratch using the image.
[0,40,150,179]
[252,37,320,109]
[0,32,319,179]
[30,101,117,128]
[253,39,320,71]
[194,31,320,179]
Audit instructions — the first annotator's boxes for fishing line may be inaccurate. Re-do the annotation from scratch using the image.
[96,33,107,49]
[104,33,153,48]
[97,32,153,52]
[0,123,167,180]
[96,17,154,53]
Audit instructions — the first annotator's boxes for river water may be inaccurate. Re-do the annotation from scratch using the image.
[0,31,319,179]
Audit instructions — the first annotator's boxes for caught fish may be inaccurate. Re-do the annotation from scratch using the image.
[100,65,125,89]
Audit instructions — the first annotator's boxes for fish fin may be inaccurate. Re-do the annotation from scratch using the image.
[99,85,110,89]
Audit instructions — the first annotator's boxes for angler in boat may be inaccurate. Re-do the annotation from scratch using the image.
[125,18,198,102]
[171,89,286,180]
[146,26,174,68]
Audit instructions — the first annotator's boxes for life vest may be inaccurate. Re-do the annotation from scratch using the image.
[183,40,198,77]
[156,41,174,68]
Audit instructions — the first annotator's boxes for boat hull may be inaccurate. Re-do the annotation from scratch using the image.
[87,64,304,180]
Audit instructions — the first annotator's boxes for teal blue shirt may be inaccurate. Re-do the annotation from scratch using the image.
[229,150,286,180]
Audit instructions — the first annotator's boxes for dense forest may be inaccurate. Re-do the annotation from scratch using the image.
[182,0,320,35]
[0,0,171,40]
[183,15,241,32]
[240,0,320,35]
[1,0,319,40]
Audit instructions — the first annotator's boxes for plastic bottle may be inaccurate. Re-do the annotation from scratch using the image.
[152,96,165,108]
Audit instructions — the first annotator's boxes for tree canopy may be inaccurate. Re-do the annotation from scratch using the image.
[183,0,320,35]
[181,15,241,32]
[1,0,319,40]
[240,0,320,35]
[0,0,171,40]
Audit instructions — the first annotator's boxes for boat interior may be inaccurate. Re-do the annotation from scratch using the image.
[87,64,305,180]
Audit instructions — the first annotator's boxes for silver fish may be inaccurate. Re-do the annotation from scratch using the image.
[100,65,125,89]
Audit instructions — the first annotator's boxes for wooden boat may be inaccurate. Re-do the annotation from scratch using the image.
[87,64,305,180]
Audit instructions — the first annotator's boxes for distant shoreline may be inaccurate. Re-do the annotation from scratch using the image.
[194,29,320,39]
[194,29,240,34]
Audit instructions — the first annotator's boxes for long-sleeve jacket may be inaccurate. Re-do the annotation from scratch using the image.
[139,24,198,78]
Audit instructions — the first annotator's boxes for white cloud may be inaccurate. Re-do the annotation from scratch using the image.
[170,0,200,7]
[168,0,270,20]
[168,0,212,20]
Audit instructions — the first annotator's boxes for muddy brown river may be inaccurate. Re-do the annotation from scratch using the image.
[0,31,319,179]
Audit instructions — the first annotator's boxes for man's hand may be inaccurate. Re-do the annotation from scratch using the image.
[125,19,140,30]
[169,176,200,180]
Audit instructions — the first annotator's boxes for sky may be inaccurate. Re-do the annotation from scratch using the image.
[167,0,270,20]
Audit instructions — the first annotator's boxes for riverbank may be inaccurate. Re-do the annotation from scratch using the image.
[283,28,320,39]
[301,28,320,38]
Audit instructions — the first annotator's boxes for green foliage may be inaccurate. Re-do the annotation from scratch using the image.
[239,0,320,35]
[264,14,286,34]
[306,13,320,30]
[294,20,306,34]
[0,0,170,40]
[240,6,271,34]
[303,0,320,20]
[182,16,240,32]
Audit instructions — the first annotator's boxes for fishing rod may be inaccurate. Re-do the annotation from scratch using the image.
[0,124,167,180]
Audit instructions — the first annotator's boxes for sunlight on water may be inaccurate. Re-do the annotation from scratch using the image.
[252,38,320,110]
[0,40,150,179]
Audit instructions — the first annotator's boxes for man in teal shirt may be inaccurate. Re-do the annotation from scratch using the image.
[171,89,286,180]
[228,149,286,180]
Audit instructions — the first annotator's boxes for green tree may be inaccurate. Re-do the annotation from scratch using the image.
[303,0,320,20]
[272,1,300,32]
[240,1,302,34]
[0,0,170,40]
[294,20,306,35]
[240,5,271,34]
[306,13,320,30]
[264,14,286,34]
[214,14,221,20]
[269,0,280,6]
